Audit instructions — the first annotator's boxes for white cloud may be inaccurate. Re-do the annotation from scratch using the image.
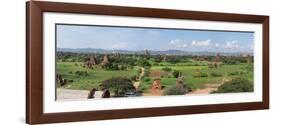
[168,39,248,52]
[169,39,180,45]
[224,41,239,49]
[182,44,188,48]
[169,39,188,48]
[191,39,211,47]
[215,43,220,47]
[111,42,129,49]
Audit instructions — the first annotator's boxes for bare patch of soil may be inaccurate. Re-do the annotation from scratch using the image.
[143,89,163,96]
[188,83,222,94]
[188,87,217,94]
[57,88,89,100]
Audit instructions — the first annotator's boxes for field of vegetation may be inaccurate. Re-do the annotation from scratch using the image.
[56,51,254,98]
[57,62,139,90]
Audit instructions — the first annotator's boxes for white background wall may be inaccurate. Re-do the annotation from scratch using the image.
[0,0,279,124]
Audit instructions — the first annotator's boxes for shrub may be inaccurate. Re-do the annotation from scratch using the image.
[228,71,239,76]
[214,78,253,93]
[163,84,188,95]
[228,71,246,76]
[75,71,88,76]
[193,71,208,78]
[143,77,151,82]
[208,64,215,69]
[172,70,180,78]
[162,67,172,72]
[153,63,158,66]
[210,72,222,77]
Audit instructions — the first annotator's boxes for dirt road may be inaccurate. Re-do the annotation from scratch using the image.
[188,78,227,94]
[133,67,145,89]
[56,88,89,100]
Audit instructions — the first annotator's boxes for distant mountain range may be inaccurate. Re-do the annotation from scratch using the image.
[57,48,253,56]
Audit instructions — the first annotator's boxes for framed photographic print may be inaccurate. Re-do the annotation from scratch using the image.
[26,1,269,124]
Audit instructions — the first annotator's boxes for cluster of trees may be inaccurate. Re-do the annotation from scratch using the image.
[74,70,88,76]
[222,56,253,64]
[137,59,151,67]
[101,63,129,71]
[228,71,246,76]
[58,52,253,67]
[58,53,253,78]
[162,67,172,72]
[98,77,253,96]
[100,77,135,97]
[163,84,188,95]
[210,72,222,77]
[214,78,253,93]
[160,67,183,78]
[57,52,91,62]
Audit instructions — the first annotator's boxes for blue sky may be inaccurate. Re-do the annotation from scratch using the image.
[56,24,254,52]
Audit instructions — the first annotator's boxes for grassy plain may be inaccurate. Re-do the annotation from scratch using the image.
[57,62,139,90]
[56,54,253,95]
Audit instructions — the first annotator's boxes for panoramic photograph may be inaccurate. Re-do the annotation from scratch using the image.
[55,24,254,100]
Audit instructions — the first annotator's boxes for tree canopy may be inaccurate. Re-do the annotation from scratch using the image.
[163,84,188,95]
[100,77,135,97]
[214,78,253,93]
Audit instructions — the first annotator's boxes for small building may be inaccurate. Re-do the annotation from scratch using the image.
[151,79,162,90]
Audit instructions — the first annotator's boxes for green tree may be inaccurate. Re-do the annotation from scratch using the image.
[137,59,151,67]
[210,72,222,77]
[100,77,135,97]
[165,56,181,64]
[172,70,180,78]
[162,67,172,72]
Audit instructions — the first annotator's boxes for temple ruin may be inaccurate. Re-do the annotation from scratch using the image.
[113,52,120,58]
[151,79,162,90]
[215,53,221,63]
[84,55,97,69]
[101,54,110,65]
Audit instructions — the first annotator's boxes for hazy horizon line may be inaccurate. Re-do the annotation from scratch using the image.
[57,47,253,53]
